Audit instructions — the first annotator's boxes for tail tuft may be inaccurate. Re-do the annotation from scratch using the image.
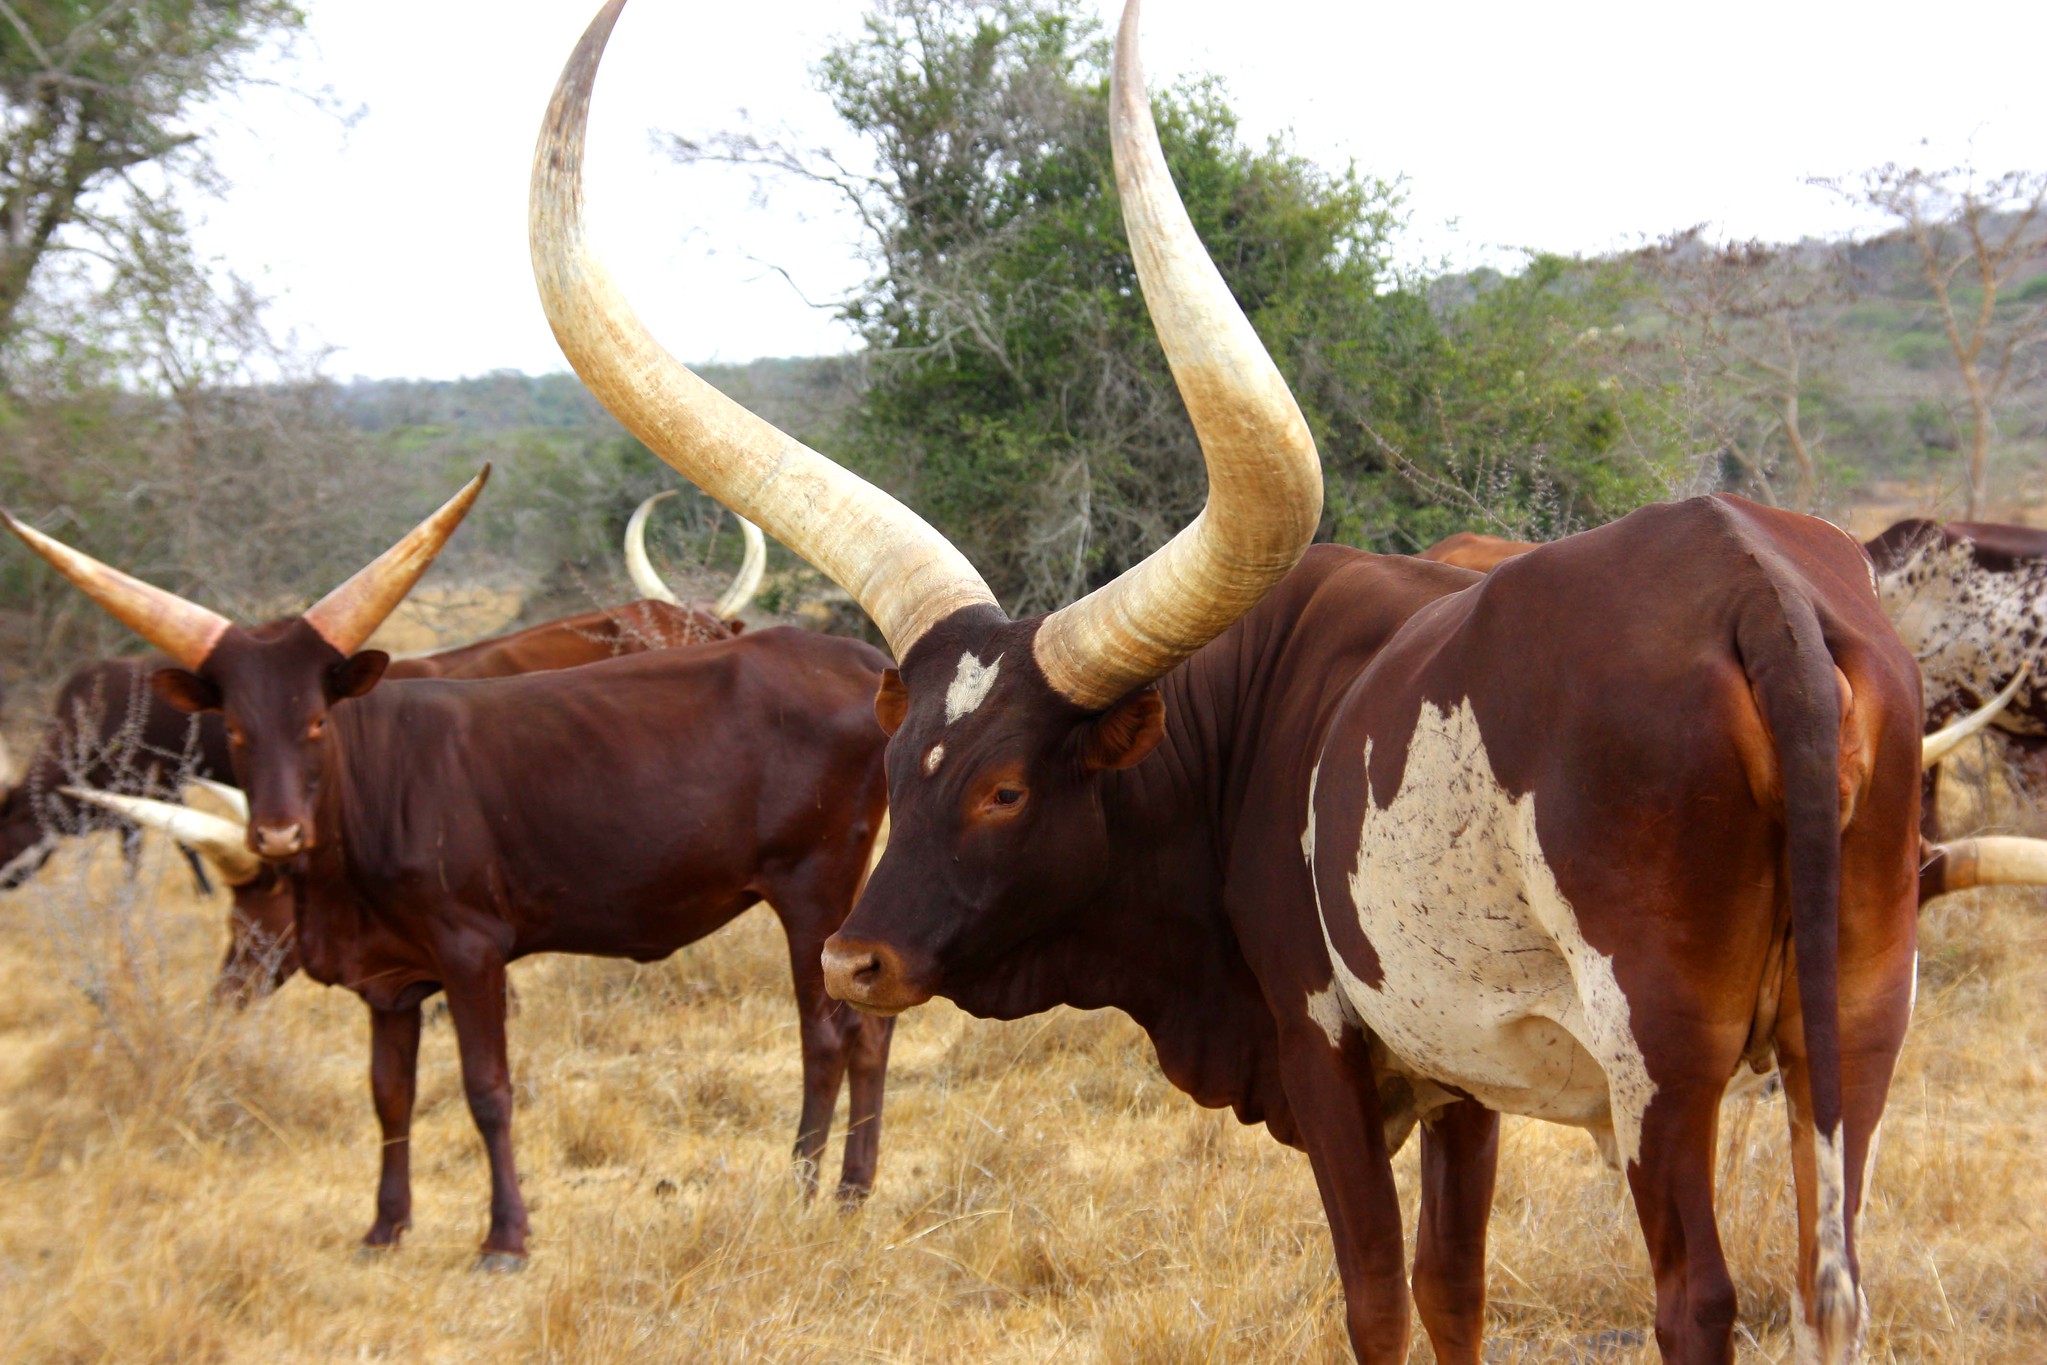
[1809,1124,1862,1364]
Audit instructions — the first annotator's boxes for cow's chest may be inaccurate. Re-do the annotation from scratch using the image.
[1305,697,1657,1164]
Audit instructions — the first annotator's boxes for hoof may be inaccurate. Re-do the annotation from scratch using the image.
[834,1184,873,1212]
[354,1243,397,1263]
[473,1250,528,1274]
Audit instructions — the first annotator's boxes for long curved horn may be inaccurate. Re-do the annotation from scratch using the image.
[1922,835,2047,898]
[2,513,231,669]
[302,467,491,656]
[713,515,767,619]
[61,786,261,885]
[530,0,994,661]
[623,491,684,606]
[1028,0,1323,708]
[184,776,249,824]
[1923,665,2029,769]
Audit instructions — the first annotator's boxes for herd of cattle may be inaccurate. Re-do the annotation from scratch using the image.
[0,2,2041,1361]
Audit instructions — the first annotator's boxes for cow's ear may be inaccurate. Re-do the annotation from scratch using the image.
[875,669,909,736]
[328,650,389,702]
[151,667,221,714]
[1083,688,1166,772]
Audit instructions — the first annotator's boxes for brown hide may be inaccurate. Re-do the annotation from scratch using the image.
[195,627,892,1259]
[0,599,713,894]
[1415,531,1540,573]
[827,496,1920,1363]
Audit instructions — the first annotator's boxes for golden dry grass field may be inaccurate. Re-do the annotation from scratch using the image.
[0,760,2041,1363]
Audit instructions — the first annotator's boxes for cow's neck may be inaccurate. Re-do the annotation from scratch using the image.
[1015,606,1304,1140]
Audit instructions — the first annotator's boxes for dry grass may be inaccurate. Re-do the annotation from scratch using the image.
[0,811,2041,1364]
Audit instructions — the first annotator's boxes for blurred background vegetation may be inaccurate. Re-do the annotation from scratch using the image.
[0,0,2042,691]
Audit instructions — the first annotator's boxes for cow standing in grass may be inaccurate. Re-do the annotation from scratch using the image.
[4,474,895,1266]
[0,490,759,890]
[533,3,1924,1360]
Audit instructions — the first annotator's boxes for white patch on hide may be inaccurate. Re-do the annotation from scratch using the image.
[923,743,945,776]
[1878,540,2047,738]
[945,652,1002,724]
[1304,984,1350,1049]
[1313,697,1659,1166]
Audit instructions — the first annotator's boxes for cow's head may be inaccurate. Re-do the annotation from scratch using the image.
[4,471,486,861]
[532,0,1320,1017]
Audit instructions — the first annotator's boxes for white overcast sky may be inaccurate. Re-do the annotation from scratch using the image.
[188,0,2047,381]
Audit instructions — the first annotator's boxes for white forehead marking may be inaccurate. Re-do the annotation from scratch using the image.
[923,743,945,776]
[1308,696,1657,1165]
[945,652,1002,724]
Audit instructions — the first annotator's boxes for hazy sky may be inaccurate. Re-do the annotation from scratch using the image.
[189,0,2047,381]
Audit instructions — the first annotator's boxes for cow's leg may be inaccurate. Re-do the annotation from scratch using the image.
[361,1001,423,1251]
[1625,1082,1738,1365]
[1277,1024,1412,1364]
[443,955,528,1266]
[837,1010,895,1202]
[1773,923,1914,1365]
[774,910,853,1199]
[1412,1098,1499,1365]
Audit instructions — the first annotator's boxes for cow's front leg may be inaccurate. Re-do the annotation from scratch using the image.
[361,1001,422,1252]
[1412,1097,1499,1365]
[1277,1016,1412,1363]
[778,915,853,1199]
[837,1009,895,1203]
[443,954,528,1267]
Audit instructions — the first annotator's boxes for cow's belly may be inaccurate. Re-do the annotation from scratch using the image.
[1307,697,1658,1164]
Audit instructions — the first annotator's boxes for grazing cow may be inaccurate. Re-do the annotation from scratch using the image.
[4,478,896,1263]
[0,655,235,889]
[0,489,751,887]
[1862,519,2047,808]
[533,3,1921,1360]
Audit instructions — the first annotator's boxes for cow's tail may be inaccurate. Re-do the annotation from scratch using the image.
[1738,591,1859,1365]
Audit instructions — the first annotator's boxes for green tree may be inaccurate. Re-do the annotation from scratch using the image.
[681,0,1675,603]
[0,0,306,364]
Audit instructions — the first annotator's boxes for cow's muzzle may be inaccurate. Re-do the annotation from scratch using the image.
[250,821,307,860]
[821,934,934,1016]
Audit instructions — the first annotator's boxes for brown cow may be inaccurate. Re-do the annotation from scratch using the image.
[534,4,1920,1360]
[5,476,896,1265]
[0,489,744,889]
[1423,518,2047,846]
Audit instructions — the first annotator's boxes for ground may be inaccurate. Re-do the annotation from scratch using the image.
[0,754,2040,1363]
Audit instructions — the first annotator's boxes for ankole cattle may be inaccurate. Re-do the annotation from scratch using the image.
[534,2,1922,1360]
[0,489,753,890]
[4,475,895,1265]
[1424,520,2047,848]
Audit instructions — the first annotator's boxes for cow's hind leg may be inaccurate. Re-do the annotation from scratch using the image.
[1773,950,1912,1365]
[361,1001,422,1252]
[1626,1082,1738,1365]
[1412,1098,1499,1365]
[442,952,529,1266]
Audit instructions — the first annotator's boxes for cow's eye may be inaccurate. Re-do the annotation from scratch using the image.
[306,717,325,741]
[992,787,1025,807]
[226,722,246,747]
